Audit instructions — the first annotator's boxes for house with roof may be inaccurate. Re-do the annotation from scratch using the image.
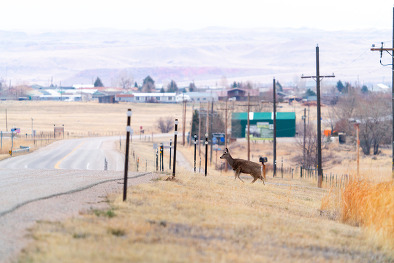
[231,112,296,139]
[217,88,259,101]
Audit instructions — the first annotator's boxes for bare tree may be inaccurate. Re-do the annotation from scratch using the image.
[157,117,174,133]
[356,94,391,155]
[117,69,134,89]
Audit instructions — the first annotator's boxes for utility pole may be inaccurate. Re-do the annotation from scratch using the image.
[210,101,213,164]
[182,100,186,146]
[370,6,394,179]
[225,98,228,172]
[302,108,306,168]
[198,102,201,163]
[247,94,251,161]
[206,102,210,162]
[273,78,277,177]
[5,109,8,132]
[302,45,335,188]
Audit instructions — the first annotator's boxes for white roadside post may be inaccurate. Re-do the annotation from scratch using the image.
[123,109,132,202]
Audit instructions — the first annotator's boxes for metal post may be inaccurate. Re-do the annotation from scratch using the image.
[205,133,208,176]
[194,134,197,172]
[169,139,172,170]
[161,143,164,171]
[316,46,323,188]
[172,119,178,177]
[123,109,132,201]
[273,78,277,177]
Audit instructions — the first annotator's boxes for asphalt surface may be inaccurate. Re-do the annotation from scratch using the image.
[0,136,163,262]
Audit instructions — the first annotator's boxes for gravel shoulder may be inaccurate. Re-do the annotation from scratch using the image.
[0,171,159,263]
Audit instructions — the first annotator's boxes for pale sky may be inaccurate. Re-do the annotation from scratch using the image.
[1,0,393,32]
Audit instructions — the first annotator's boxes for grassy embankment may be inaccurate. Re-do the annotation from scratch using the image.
[18,139,393,262]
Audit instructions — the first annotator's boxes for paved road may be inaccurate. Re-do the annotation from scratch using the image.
[0,136,124,171]
[0,135,169,262]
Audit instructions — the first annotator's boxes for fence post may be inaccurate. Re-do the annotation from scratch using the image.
[172,119,178,177]
[169,139,172,170]
[123,109,132,202]
[205,133,208,176]
[194,134,197,173]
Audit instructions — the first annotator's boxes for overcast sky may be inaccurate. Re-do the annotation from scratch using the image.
[1,0,393,32]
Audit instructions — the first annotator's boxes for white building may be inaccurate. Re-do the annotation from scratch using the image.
[133,93,176,103]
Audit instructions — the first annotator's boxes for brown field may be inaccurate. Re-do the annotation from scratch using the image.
[1,100,392,262]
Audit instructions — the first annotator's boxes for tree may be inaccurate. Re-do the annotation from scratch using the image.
[157,117,174,133]
[142,75,155,93]
[117,69,133,89]
[167,80,178,93]
[160,87,165,93]
[336,80,345,93]
[357,94,391,155]
[189,82,196,92]
[276,81,283,92]
[361,85,369,94]
[94,77,104,87]
[303,88,316,98]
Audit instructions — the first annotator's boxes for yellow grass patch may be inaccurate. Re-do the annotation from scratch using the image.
[19,167,394,262]
[321,177,394,254]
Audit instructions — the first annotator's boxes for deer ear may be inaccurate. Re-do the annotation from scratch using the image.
[225,148,229,153]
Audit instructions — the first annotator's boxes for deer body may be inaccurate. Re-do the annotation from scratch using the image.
[220,148,265,184]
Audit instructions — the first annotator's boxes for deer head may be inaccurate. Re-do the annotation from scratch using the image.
[220,148,230,159]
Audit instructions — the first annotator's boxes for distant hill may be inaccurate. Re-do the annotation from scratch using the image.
[0,27,391,87]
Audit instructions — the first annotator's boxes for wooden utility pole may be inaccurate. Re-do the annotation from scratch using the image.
[370,7,394,179]
[302,45,335,188]
[182,101,186,146]
[210,101,213,164]
[247,94,250,161]
[225,98,228,172]
[355,123,360,178]
[302,108,307,168]
[198,102,201,160]
[273,78,277,177]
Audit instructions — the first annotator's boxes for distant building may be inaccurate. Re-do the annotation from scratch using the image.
[98,95,115,103]
[231,112,296,139]
[217,88,259,101]
[178,92,218,102]
[133,93,176,103]
[115,94,134,102]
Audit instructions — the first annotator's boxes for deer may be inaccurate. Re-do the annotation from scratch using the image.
[220,148,265,184]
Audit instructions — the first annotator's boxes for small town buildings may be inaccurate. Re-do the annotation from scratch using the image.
[231,112,296,139]
[217,88,259,101]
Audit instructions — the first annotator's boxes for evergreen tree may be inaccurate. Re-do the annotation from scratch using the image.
[304,88,316,98]
[94,77,104,87]
[167,80,178,93]
[336,80,345,93]
[189,82,196,92]
[361,85,369,94]
[276,81,283,92]
[142,75,155,93]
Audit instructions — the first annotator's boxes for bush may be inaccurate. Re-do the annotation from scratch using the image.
[157,117,174,133]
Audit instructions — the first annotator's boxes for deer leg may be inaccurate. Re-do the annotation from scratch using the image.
[235,169,244,183]
[251,177,257,183]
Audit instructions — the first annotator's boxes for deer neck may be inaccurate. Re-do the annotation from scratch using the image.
[225,154,235,168]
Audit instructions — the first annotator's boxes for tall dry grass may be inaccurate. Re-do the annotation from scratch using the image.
[321,176,394,253]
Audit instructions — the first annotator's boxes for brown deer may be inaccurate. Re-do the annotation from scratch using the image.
[220,148,265,184]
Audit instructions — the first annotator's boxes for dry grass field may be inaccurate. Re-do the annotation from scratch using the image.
[1,100,392,262]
